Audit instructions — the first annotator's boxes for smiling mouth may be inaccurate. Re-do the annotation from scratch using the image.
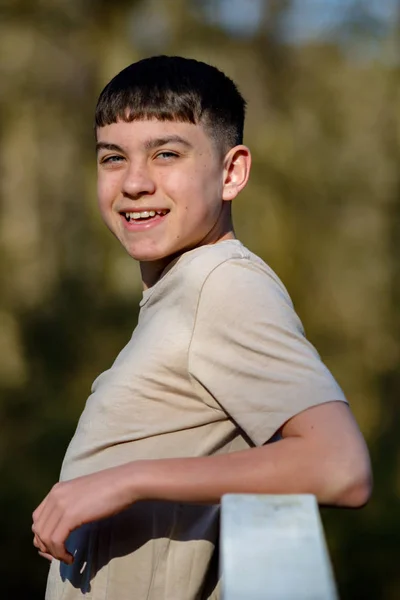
[123,209,169,222]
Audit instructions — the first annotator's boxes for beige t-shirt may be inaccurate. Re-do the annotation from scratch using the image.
[46,239,346,600]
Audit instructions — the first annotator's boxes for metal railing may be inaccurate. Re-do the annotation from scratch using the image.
[220,494,338,600]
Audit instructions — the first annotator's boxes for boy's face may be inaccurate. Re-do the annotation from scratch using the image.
[96,118,236,272]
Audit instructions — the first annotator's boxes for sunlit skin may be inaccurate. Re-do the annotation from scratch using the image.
[96,119,251,288]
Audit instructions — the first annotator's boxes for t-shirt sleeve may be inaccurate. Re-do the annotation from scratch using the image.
[187,258,347,446]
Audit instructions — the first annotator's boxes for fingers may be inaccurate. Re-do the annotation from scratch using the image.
[33,528,74,564]
[33,533,47,553]
[32,486,74,565]
[32,518,74,564]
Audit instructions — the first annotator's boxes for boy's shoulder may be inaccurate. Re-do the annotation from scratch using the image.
[186,240,290,297]
[183,239,251,283]
[176,239,293,309]
[141,239,293,314]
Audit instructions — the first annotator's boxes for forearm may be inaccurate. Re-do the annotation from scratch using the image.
[129,435,368,508]
[133,439,317,503]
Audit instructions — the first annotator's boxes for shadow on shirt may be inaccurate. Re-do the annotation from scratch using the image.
[59,500,220,599]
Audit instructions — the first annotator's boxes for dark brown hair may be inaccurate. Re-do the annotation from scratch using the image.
[95,55,246,151]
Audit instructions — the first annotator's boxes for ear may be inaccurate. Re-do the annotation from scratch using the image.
[222,145,251,201]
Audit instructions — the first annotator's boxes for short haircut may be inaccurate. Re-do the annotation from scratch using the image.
[95,55,246,152]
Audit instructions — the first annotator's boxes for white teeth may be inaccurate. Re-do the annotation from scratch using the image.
[125,209,168,221]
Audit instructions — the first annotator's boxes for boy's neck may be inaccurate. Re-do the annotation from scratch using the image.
[140,229,236,291]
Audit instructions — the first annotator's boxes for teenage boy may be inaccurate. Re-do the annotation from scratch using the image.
[33,56,372,600]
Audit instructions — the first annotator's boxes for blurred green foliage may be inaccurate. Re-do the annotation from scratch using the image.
[0,1,399,598]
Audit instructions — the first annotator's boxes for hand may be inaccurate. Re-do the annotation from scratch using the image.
[32,462,140,564]
[33,532,53,561]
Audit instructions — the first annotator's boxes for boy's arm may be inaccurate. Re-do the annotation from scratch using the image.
[32,399,372,565]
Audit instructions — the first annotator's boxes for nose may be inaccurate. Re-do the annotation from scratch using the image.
[122,160,156,199]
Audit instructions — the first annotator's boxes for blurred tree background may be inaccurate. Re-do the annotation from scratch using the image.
[0,0,399,598]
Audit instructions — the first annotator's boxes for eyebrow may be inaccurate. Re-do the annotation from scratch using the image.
[143,135,193,150]
[96,142,124,154]
[96,136,193,154]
